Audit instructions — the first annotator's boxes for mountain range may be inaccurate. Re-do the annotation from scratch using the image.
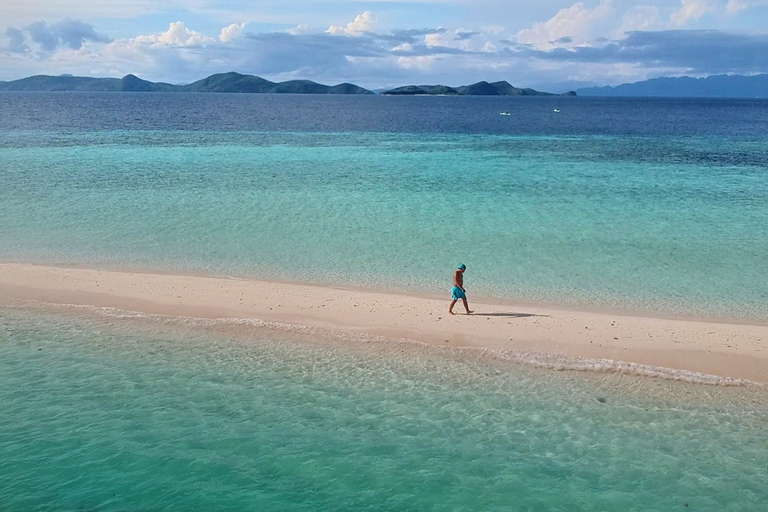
[0,72,572,96]
[5,72,765,97]
[0,72,373,95]
[577,74,768,98]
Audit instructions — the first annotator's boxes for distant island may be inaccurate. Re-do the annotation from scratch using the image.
[0,72,573,96]
[577,74,768,98]
[0,72,373,95]
[4,72,768,97]
[381,81,576,96]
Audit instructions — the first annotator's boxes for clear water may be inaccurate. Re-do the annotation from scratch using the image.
[1,305,767,511]
[2,93,768,510]
[2,94,768,319]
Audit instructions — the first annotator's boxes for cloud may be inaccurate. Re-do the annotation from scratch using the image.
[396,55,438,69]
[327,11,376,36]
[616,6,662,36]
[519,29,768,76]
[7,18,112,54]
[391,28,448,39]
[286,24,313,35]
[5,27,29,54]
[326,11,376,36]
[391,42,413,52]
[219,23,247,43]
[133,21,215,46]
[239,31,388,77]
[670,0,717,28]
[725,0,768,12]
[25,22,60,52]
[455,30,480,41]
[424,28,491,52]
[21,18,111,52]
[516,1,613,50]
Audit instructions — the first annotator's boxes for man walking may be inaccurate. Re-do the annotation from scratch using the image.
[449,263,473,315]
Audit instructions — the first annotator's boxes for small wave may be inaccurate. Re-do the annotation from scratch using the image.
[4,297,764,389]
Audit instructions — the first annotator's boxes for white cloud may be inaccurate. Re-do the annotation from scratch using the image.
[425,30,452,47]
[515,1,613,50]
[482,41,497,53]
[396,55,437,69]
[616,6,662,36]
[424,28,488,52]
[219,23,247,43]
[669,0,717,28]
[391,42,413,52]
[482,25,507,36]
[133,21,215,47]
[726,0,748,11]
[725,0,768,13]
[327,11,376,36]
[286,24,313,35]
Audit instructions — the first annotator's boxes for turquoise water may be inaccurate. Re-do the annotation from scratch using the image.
[1,305,767,511]
[2,129,767,319]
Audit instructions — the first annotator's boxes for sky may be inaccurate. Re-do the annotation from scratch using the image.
[2,0,768,91]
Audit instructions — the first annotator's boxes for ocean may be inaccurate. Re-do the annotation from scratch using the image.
[1,93,767,510]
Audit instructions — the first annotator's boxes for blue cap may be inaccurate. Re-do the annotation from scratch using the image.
[458,263,466,270]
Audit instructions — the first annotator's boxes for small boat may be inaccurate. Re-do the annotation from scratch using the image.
[553,109,560,113]
[500,112,511,116]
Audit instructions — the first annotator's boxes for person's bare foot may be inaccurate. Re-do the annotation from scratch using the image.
[449,310,455,315]
[466,310,474,315]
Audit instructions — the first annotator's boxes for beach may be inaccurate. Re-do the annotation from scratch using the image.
[2,262,765,384]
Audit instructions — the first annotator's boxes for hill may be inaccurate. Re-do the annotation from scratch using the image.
[0,72,374,94]
[577,74,768,98]
[382,81,576,96]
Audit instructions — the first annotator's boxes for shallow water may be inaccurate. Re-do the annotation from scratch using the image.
[1,304,767,511]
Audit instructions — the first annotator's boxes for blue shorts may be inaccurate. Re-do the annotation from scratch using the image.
[451,286,466,300]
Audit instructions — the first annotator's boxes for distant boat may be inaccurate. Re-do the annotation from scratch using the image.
[553,109,560,113]
[500,112,511,116]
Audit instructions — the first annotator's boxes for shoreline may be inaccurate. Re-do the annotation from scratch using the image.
[1,262,766,383]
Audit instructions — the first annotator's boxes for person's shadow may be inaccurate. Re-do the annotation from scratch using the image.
[472,312,548,318]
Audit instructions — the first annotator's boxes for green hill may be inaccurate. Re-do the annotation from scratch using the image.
[181,72,275,93]
[382,85,460,95]
[383,81,574,96]
[327,83,373,95]
[0,74,122,91]
[119,74,177,92]
[0,72,375,94]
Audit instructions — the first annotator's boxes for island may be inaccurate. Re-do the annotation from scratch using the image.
[0,72,374,95]
[0,72,575,96]
[576,74,768,98]
[381,80,576,96]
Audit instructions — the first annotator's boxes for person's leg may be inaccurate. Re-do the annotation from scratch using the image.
[449,299,458,315]
[461,297,473,314]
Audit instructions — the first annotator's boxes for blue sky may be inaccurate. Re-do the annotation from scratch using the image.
[2,1,768,91]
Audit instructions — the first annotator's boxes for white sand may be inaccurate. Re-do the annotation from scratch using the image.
[1,262,766,383]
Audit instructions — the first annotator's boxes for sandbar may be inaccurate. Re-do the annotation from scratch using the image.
[0,262,766,383]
